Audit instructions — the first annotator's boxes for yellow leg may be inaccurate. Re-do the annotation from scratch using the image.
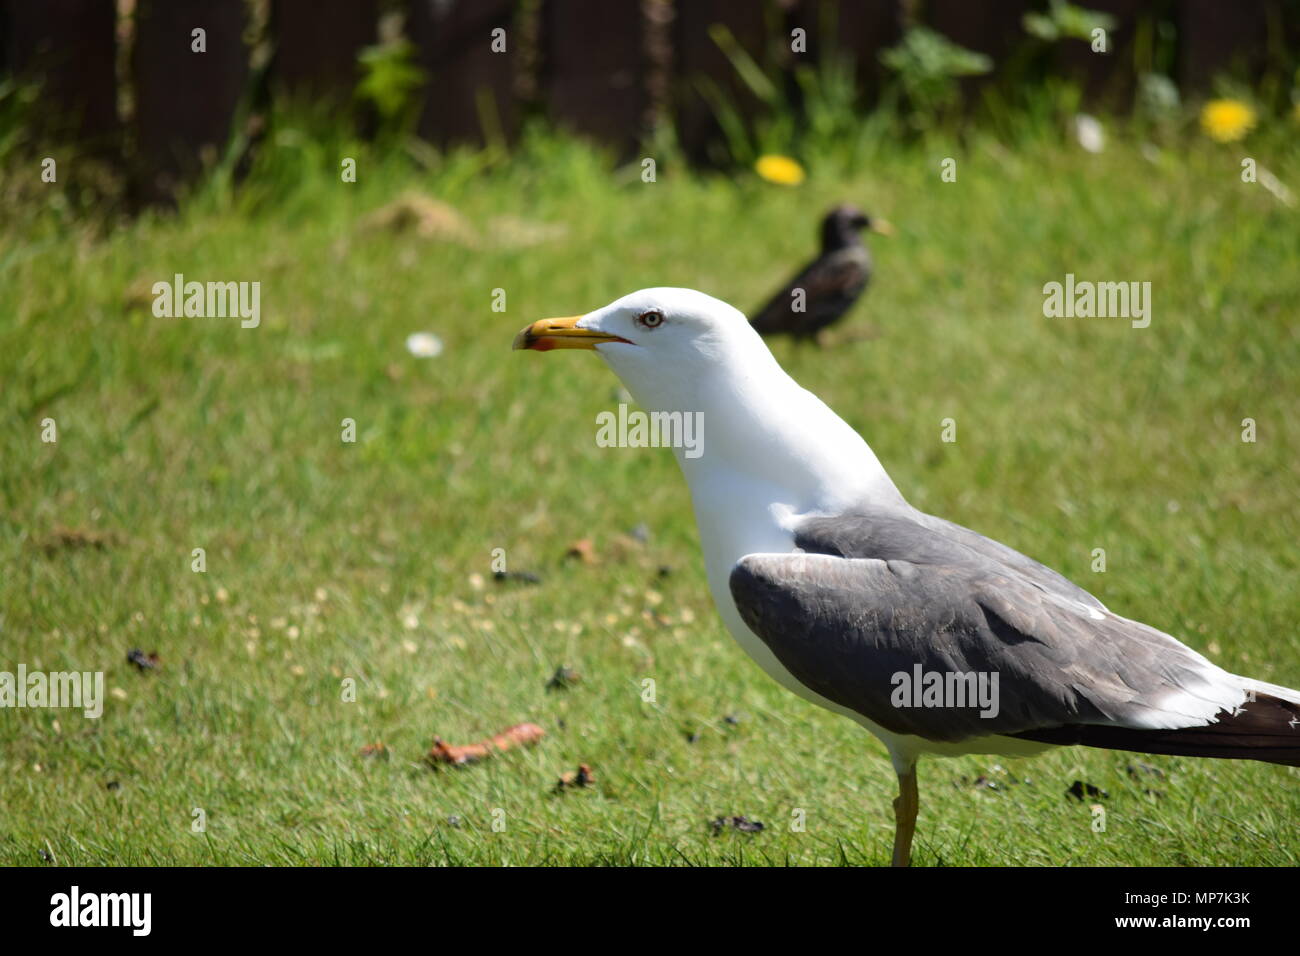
[891,765,919,867]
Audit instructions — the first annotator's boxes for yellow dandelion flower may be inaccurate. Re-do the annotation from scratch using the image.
[755,154,805,186]
[1200,99,1256,143]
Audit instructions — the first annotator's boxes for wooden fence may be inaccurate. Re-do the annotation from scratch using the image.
[1,0,1294,203]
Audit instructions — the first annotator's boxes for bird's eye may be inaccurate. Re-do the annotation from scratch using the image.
[637,310,664,329]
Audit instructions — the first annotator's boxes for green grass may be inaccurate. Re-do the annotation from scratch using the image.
[2,123,1298,866]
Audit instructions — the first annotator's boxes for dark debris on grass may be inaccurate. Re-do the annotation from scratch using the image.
[1066,780,1109,801]
[126,648,161,672]
[554,763,595,793]
[546,665,580,691]
[711,815,765,834]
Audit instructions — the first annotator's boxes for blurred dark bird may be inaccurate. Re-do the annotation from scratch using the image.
[749,204,892,343]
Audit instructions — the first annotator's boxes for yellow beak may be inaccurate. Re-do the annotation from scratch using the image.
[870,218,895,236]
[512,315,630,351]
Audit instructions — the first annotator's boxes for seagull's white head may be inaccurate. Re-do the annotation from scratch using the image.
[512,287,903,510]
[512,287,774,414]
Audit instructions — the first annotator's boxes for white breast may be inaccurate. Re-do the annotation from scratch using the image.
[685,462,867,714]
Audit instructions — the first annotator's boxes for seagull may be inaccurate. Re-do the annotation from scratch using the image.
[512,288,1300,866]
[749,204,892,343]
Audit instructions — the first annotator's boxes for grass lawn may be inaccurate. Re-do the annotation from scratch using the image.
[1,126,1297,865]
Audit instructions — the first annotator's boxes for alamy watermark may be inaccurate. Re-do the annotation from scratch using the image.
[596,404,704,459]
[50,886,151,936]
[891,665,1000,719]
[152,273,260,328]
[1,664,104,718]
[1042,273,1151,328]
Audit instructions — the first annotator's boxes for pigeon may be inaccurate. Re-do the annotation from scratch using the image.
[749,204,892,343]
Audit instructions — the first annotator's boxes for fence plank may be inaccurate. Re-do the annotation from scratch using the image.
[133,0,247,203]
[4,0,118,152]
[1178,0,1270,93]
[1052,0,1145,108]
[787,0,902,104]
[272,0,378,102]
[408,0,521,148]
[924,0,1033,61]
[542,0,650,156]
[674,0,770,162]
[924,0,1031,103]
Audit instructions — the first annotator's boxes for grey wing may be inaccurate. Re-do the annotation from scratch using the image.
[797,508,1106,611]
[728,550,1233,744]
[911,511,1106,611]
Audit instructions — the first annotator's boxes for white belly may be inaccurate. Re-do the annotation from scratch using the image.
[688,470,899,728]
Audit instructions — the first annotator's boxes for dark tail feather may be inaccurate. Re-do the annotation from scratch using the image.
[1013,693,1300,767]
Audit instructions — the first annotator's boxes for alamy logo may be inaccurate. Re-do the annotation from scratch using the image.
[0,665,103,718]
[891,665,1000,719]
[595,404,704,459]
[152,273,261,328]
[1042,273,1151,328]
[50,886,151,936]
